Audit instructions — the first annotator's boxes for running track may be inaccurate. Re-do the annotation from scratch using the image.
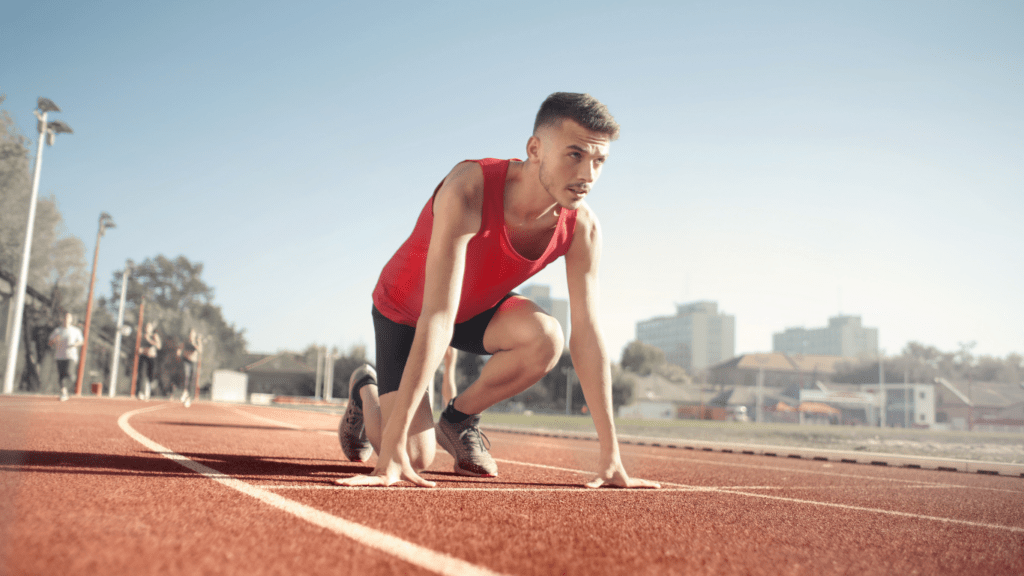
[1,396,1022,575]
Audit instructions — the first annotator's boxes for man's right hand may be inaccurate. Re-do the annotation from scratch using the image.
[335,445,435,488]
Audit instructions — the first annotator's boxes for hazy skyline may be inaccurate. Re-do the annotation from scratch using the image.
[2,1,1021,361]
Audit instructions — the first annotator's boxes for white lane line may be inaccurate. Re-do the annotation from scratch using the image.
[261,485,705,492]
[214,407,1024,533]
[118,405,507,576]
[515,438,1024,494]
[258,485,862,492]
[491,458,1024,534]
[227,407,338,436]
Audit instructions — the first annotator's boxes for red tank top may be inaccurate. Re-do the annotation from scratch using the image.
[372,158,577,326]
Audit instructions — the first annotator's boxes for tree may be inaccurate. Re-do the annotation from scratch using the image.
[620,340,666,376]
[332,344,370,398]
[98,255,247,396]
[833,341,1023,386]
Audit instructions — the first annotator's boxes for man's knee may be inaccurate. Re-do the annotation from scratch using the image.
[408,436,436,472]
[529,314,564,372]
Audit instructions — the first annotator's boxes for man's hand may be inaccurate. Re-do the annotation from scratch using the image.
[585,460,660,489]
[334,444,435,488]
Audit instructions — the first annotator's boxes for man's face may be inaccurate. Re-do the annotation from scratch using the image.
[531,119,611,211]
[63,313,73,327]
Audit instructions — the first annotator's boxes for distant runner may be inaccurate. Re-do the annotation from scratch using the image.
[49,312,84,401]
[338,92,660,489]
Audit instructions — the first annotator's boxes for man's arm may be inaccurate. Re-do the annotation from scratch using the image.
[565,205,660,489]
[340,162,484,488]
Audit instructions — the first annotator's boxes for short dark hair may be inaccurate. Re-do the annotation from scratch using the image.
[533,92,620,140]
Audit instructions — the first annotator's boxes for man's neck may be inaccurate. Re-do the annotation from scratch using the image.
[504,160,560,226]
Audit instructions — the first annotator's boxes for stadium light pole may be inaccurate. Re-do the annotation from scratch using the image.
[75,212,116,395]
[107,266,131,397]
[2,98,73,395]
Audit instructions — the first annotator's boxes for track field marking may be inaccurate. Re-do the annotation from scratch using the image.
[228,403,1019,494]
[144,401,1024,532]
[258,485,875,492]
[118,405,508,576]
[491,458,1024,533]
[519,437,1024,494]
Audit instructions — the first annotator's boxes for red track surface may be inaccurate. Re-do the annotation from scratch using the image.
[2,396,1022,575]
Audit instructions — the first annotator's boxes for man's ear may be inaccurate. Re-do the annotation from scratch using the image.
[526,134,542,162]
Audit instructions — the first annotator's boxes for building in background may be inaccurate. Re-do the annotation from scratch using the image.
[635,301,735,371]
[773,314,878,358]
[708,352,845,389]
[519,284,569,347]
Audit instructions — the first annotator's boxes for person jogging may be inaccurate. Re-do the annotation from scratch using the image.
[338,92,659,490]
[49,312,84,401]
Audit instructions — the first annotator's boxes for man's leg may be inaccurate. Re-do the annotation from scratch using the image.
[341,364,436,471]
[56,360,70,401]
[377,390,437,472]
[436,296,563,477]
[455,297,564,413]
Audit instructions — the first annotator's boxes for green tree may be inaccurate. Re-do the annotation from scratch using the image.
[620,340,666,376]
[99,255,247,396]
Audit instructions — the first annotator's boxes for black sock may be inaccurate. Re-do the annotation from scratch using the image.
[442,398,473,423]
[349,375,375,410]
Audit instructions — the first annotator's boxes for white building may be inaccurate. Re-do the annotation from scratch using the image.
[773,315,878,358]
[635,301,735,370]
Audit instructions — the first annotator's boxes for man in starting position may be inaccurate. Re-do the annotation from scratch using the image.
[338,92,659,489]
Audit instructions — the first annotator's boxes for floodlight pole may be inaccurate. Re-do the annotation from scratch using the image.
[75,212,115,395]
[129,299,146,398]
[3,98,71,395]
[878,351,886,428]
[107,267,131,397]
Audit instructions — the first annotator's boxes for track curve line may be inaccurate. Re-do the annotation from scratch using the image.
[117,405,508,576]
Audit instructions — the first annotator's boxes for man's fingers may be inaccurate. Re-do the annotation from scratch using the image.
[334,474,390,487]
[585,476,662,489]
[405,473,436,488]
[334,472,436,488]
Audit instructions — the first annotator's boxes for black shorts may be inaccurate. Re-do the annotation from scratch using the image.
[372,293,516,395]
[56,359,73,382]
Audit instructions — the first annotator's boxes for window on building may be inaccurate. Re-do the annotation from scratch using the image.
[920,413,926,422]
[920,392,926,399]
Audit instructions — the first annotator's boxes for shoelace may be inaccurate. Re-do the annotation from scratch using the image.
[458,426,491,452]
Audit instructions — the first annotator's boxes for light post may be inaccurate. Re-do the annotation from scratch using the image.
[3,98,73,395]
[129,298,146,398]
[323,349,335,401]
[562,366,577,416]
[878,348,886,428]
[107,266,131,397]
[75,212,115,395]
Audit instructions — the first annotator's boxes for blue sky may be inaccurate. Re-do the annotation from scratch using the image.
[2,0,1021,361]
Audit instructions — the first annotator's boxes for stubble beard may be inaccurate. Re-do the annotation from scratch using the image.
[538,159,584,211]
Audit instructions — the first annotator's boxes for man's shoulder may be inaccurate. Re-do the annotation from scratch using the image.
[570,201,600,231]
[437,161,488,211]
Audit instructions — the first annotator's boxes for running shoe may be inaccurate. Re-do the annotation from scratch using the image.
[435,414,498,477]
[59,388,69,402]
[183,392,191,408]
[339,365,375,462]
